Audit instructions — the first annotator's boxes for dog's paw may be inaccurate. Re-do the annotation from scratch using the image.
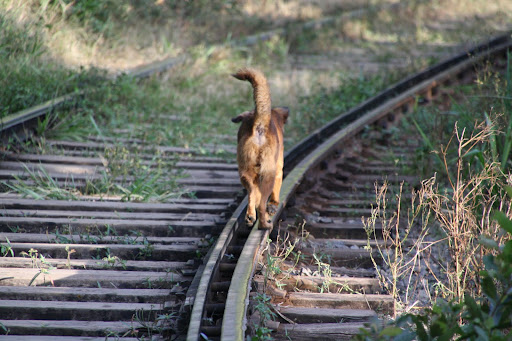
[258,218,273,230]
[266,202,279,215]
[245,215,256,227]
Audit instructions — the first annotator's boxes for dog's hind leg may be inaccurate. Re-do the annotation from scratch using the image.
[258,172,276,230]
[267,168,282,216]
[241,174,260,227]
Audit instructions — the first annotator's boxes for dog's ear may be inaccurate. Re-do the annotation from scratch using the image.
[273,107,289,124]
[231,110,254,123]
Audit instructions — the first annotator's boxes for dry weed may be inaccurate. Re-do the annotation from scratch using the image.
[366,120,512,312]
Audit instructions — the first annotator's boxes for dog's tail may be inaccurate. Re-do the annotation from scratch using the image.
[232,68,271,130]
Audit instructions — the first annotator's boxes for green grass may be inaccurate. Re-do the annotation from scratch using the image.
[1,146,186,202]
[409,56,512,177]
[0,13,88,118]
[287,72,398,147]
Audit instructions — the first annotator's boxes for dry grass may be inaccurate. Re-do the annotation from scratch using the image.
[365,120,512,312]
[421,121,510,301]
[4,0,511,74]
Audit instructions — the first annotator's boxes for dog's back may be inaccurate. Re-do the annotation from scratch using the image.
[232,68,288,229]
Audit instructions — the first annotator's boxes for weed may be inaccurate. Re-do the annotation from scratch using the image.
[127,305,179,339]
[364,180,432,312]
[3,142,187,202]
[261,230,302,291]
[366,117,512,314]
[1,164,79,200]
[0,321,9,335]
[103,224,118,237]
[94,247,126,270]
[51,229,73,244]
[251,293,276,341]
[420,121,508,302]
[194,249,205,259]
[142,273,178,290]
[92,247,108,260]
[249,223,312,339]
[20,248,56,286]
[411,54,512,179]
[355,206,512,340]
[311,253,348,294]
[65,245,75,269]
[137,239,154,260]
[79,232,100,244]
[1,237,14,257]
[7,226,20,233]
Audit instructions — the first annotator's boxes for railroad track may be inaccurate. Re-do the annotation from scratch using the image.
[0,135,243,339]
[187,32,512,341]
[0,52,241,338]
[0,25,510,341]
[0,4,420,340]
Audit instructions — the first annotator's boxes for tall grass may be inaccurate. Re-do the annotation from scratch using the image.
[421,122,509,302]
[365,181,432,312]
[357,211,512,340]
[0,12,87,118]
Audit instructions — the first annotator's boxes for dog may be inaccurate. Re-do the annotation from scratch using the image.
[231,68,289,230]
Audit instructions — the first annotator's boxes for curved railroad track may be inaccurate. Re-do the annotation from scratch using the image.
[0,19,510,341]
[0,3,428,340]
[187,32,512,341]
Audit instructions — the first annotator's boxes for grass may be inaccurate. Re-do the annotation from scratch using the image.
[1,147,185,201]
[0,12,90,118]
[2,164,80,200]
[3,0,510,126]
[410,55,512,178]
[357,210,512,340]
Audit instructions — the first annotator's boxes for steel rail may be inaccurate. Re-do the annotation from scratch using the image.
[187,32,512,341]
[0,93,78,144]
[186,197,248,338]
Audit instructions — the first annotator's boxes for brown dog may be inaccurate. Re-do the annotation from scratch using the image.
[231,68,289,229]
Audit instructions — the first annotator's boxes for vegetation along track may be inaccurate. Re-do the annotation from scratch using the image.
[188,33,512,341]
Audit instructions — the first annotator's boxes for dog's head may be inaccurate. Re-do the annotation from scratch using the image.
[272,107,289,125]
[231,110,254,123]
[231,107,289,124]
